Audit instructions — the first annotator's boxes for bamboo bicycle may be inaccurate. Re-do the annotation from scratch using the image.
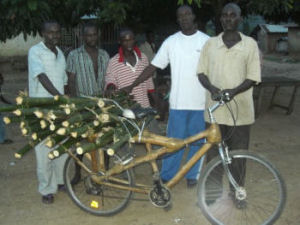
[63,93,286,225]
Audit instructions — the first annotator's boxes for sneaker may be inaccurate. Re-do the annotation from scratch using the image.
[42,194,54,204]
[186,179,198,188]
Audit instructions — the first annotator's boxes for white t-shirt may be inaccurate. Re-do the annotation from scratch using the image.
[28,42,67,97]
[151,31,209,110]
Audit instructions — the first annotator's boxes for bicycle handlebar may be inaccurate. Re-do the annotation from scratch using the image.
[208,92,231,123]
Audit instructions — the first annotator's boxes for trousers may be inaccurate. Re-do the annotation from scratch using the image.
[161,109,205,181]
[206,124,251,189]
[35,139,68,195]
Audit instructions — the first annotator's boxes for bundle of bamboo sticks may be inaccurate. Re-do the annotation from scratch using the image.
[0,92,149,160]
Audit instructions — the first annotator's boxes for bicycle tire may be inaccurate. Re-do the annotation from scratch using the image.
[64,153,135,216]
[198,150,286,225]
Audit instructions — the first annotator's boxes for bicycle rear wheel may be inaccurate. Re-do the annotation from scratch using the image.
[64,152,134,216]
[198,150,286,225]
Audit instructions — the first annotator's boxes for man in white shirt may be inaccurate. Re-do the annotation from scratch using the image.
[28,20,68,204]
[122,5,209,187]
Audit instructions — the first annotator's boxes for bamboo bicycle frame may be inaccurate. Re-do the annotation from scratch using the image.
[67,122,222,195]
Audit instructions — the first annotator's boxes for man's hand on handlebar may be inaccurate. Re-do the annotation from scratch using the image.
[211,89,235,103]
[220,89,236,102]
[210,86,222,101]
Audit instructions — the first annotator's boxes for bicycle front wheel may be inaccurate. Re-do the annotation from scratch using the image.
[198,150,286,225]
[64,153,135,216]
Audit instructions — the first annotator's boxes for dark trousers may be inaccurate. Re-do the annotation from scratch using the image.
[206,123,250,189]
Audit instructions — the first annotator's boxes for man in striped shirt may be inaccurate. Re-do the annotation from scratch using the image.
[105,28,155,108]
[67,23,109,97]
[66,22,110,184]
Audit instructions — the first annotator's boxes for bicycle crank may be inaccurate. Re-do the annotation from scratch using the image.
[149,186,171,208]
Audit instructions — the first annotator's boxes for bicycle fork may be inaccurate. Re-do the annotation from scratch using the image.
[218,142,247,201]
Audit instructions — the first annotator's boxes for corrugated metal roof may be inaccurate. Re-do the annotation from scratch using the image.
[264,24,288,33]
[81,14,98,20]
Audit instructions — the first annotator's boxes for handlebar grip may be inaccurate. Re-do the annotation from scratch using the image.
[223,92,230,102]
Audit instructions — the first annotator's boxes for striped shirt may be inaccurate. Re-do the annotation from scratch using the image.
[66,45,109,96]
[105,51,154,107]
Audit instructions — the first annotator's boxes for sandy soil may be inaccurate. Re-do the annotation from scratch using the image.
[0,56,299,225]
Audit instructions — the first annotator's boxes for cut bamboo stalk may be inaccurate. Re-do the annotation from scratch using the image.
[61,110,100,127]
[93,120,100,126]
[56,127,67,136]
[14,142,37,159]
[100,113,110,123]
[97,99,105,108]
[31,130,52,141]
[45,135,66,148]
[50,138,79,159]
[3,115,22,124]
[16,95,92,106]
[40,120,48,129]
[0,104,18,112]
[21,122,45,135]
[48,152,55,159]
[34,110,43,118]
[76,130,114,155]
[16,96,57,106]
[106,134,131,156]
[49,123,56,131]
[53,95,97,105]
[12,108,42,117]
[53,139,78,158]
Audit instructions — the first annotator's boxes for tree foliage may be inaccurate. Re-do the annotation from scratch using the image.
[0,0,299,42]
[0,0,130,42]
[179,0,298,34]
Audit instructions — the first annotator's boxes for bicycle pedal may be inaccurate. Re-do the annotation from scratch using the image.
[86,187,101,196]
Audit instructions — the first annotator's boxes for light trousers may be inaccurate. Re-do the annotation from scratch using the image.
[35,139,68,195]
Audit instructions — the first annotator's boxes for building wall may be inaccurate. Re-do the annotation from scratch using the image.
[268,34,283,52]
[288,27,300,53]
[0,33,42,57]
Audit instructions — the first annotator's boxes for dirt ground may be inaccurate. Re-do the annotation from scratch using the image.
[0,55,300,225]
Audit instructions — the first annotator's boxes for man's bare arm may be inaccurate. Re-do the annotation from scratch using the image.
[38,73,61,96]
[198,73,255,101]
[198,73,221,97]
[221,79,255,100]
